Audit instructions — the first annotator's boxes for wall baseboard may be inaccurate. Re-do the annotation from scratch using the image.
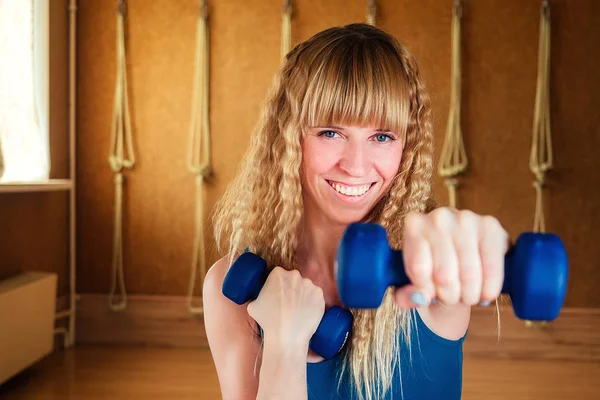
[75,294,206,348]
[69,294,599,362]
[464,304,600,362]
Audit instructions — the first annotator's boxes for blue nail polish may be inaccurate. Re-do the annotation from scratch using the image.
[431,298,439,304]
[411,292,428,306]
[479,300,491,307]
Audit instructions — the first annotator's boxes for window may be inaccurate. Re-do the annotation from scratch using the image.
[0,0,49,183]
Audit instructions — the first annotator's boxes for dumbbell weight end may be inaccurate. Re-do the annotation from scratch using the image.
[222,251,269,305]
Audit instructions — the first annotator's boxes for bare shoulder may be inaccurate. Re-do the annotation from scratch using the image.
[203,255,230,301]
[203,255,262,400]
[416,303,471,341]
[203,253,260,339]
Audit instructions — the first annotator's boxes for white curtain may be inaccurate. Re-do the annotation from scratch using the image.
[0,0,50,183]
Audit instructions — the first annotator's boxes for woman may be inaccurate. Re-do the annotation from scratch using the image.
[203,23,509,400]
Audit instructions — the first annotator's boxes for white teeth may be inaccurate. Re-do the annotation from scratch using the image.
[329,181,371,197]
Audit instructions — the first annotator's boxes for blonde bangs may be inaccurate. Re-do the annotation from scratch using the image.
[301,41,410,141]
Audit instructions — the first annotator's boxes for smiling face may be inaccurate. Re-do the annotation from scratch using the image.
[301,125,403,225]
[283,24,412,229]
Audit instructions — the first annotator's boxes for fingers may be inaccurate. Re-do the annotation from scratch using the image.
[394,284,421,308]
[399,209,508,309]
[404,209,462,307]
[430,219,460,305]
[454,210,482,305]
[479,216,508,304]
[402,212,435,305]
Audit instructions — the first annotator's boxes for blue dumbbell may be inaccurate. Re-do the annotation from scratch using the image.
[222,251,353,360]
[336,222,568,322]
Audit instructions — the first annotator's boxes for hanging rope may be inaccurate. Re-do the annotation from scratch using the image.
[438,0,467,208]
[366,0,377,26]
[530,0,552,233]
[281,0,292,59]
[187,0,212,316]
[108,0,135,312]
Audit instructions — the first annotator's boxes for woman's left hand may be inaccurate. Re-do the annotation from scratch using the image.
[395,207,510,308]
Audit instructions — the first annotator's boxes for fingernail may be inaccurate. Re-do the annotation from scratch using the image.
[431,298,438,304]
[479,300,491,307]
[411,292,428,307]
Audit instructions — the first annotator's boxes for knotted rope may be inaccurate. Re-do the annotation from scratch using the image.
[108,0,135,312]
[187,0,212,315]
[438,1,467,208]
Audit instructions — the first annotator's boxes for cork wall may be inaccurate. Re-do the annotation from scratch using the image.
[2,0,598,308]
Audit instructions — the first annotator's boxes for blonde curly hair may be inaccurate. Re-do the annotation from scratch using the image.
[213,23,435,400]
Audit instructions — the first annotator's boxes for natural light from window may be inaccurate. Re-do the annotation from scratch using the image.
[0,0,49,183]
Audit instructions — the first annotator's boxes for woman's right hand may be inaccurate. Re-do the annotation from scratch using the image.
[247,267,325,350]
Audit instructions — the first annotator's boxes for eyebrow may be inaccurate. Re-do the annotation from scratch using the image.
[311,125,392,133]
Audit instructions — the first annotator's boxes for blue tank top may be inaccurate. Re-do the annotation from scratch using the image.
[306,310,465,400]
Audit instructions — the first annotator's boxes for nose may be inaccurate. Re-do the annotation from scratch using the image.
[339,140,370,177]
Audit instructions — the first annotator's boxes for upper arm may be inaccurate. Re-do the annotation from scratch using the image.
[203,255,263,400]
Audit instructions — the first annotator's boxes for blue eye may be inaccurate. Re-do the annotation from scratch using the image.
[319,130,339,139]
[375,134,394,143]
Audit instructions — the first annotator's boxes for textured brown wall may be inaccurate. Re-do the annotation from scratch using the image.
[68,0,599,307]
[0,0,69,294]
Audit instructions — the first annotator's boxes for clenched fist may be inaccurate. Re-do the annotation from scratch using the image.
[395,208,510,308]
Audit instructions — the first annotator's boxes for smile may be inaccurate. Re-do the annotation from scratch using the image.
[326,180,375,197]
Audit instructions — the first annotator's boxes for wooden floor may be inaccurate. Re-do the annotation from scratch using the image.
[1,345,599,399]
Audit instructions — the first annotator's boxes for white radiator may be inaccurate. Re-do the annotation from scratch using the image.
[0,272,57,385]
